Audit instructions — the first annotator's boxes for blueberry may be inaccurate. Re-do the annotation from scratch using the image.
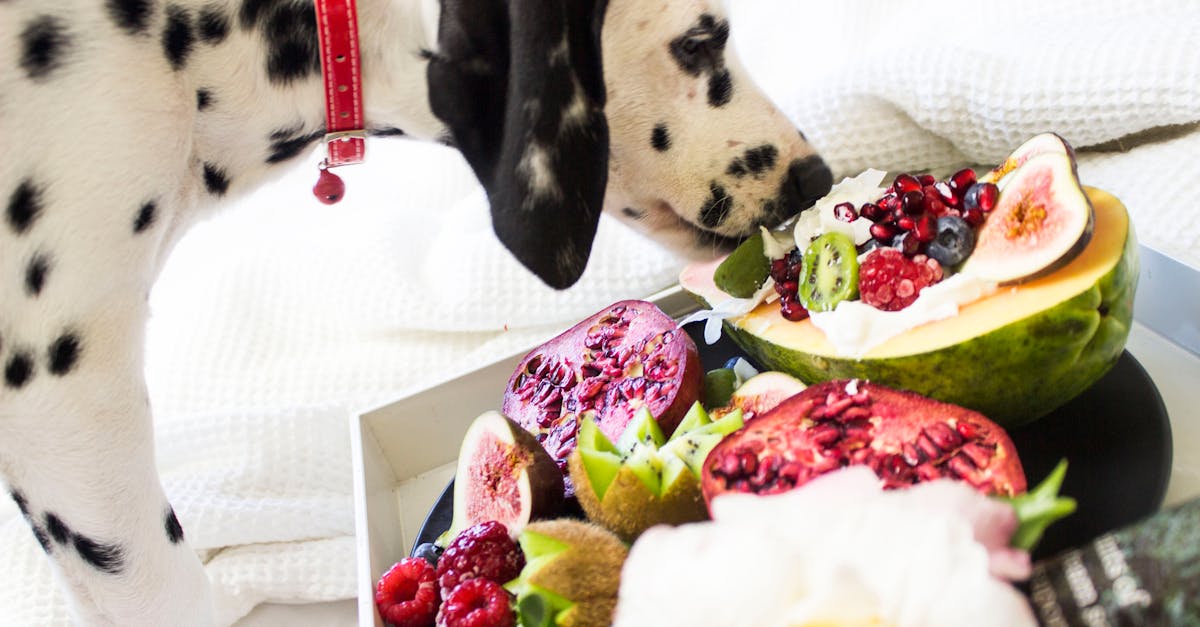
[926,216,976,267]
[413,542,443,566]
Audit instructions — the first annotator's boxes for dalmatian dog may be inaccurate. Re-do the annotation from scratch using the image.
[0,0,831,623]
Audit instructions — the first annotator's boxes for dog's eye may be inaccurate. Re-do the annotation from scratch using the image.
[669,15,729,75]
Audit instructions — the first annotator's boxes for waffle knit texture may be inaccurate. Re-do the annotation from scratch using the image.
[1,1,1197,623]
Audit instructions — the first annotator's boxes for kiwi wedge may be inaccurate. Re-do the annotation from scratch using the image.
[568,403,743,542]
[506,519,628,627]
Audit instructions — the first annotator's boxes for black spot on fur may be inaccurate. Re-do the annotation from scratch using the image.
[707,70,732,107]
[368,127,407,138]
[48,332,80,376]
[20,15,70,81]
[743,145,777,173]
[202,163,230,195]
[699,182,733,228]
[10,491,29,517]
[31,526,52,553]
[25,253,50,296]
[44,513,70,545]
[4,351,34,389]
[162,5,195,70]
[7,179,42,234]
[621,206,644,219]
[165,508,184,543]
[726,145,778,179]
[197,6,229,43]
[242,0,320,85]
[73,534,125,574]
[266,125,324,164]
[651,124,671,152]
[196,88,213,110]
[106,0,153,35]
[133,201,156,233]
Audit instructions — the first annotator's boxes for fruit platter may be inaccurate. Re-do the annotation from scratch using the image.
[358,135,1181,627]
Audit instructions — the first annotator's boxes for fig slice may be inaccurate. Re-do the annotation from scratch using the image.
[979,132,1075,188]
[710,371,807,421]
[960,151,1095,284]
[503,300,703,497]
[447,411,564,542]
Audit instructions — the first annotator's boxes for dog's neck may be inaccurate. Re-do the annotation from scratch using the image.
[355,0,446,141]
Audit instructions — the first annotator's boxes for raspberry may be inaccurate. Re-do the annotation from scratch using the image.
[375,557,439,627]
[857,249,943,311]
[436,521,525,600]
[436,579,515,627]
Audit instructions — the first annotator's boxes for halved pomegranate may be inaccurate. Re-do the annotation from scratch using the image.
[701,380,1026,506]
[503,301,703,497]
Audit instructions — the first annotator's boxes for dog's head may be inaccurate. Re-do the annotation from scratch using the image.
[428,0,831,288]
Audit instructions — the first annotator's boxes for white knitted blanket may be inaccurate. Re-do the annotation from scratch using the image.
[1,1,1197,624]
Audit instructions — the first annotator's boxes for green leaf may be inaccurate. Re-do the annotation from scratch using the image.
[997,459,1077,551]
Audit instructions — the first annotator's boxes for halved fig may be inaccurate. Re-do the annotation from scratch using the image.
[979,132,1075,188]
[960,151,1095,284]
[710,371,807,421]
[503,301,703,497]
[448,411,564,541]
[701,380,1027,508]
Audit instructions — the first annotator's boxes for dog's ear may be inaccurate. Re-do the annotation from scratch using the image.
[427,0,610,289]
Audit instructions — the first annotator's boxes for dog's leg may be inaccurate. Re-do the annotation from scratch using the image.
[0,312,213,625]
[1,11,215,623]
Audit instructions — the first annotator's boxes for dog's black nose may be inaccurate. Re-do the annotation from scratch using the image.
[780,155,834,216]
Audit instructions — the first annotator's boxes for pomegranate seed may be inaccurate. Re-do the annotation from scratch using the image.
[879,194,900,214]
[949,168,977,196]
[896,216,915,231]
[901,190,924,215]
[914,213,937,242]
[902,443,924,466]
[779,298,809,321]
[976,182,998,211]
[955,421,978,439]
[916,433,942,459]
[780,280,799,295]
[960,442,994,468]
[965,182,999,212]
[869,223,897,241]
[933,181,959,208]
[893,232,919,255]
[963,207,985,226]
[770,258,787,280]
[925,423,962,450]
[859,202,883,221]
[893,173,921,195]
[918,173,936,186]
[834,202,858,222]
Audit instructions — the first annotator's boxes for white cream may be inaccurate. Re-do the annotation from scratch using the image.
[810,272,999,358]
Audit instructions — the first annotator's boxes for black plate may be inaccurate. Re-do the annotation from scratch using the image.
[412,322,1173,561]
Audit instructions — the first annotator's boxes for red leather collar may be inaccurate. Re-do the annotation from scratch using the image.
[312,0,365,204]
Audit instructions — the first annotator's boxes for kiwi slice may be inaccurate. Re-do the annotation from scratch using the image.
[798,232,859,312]
[713,231,770,298]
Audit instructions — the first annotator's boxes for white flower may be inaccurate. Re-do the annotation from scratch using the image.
[613,468,1035,627]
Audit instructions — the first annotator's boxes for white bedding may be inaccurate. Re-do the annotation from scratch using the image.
[1,1,1197,623]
